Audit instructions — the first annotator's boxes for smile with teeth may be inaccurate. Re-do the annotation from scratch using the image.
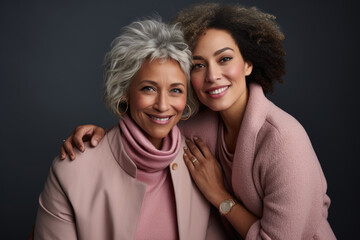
[147,114,172,122]
[207,86,229,95]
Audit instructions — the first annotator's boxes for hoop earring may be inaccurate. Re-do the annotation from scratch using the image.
[116,96,128,116]
[181,104,192,120]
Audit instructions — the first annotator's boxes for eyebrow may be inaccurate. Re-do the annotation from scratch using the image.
[193,47,234,60]
[139,80,185,88]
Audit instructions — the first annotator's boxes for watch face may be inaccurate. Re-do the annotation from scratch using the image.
[220,201,231,213]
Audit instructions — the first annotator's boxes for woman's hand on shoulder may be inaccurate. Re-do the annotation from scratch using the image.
[60,124,105,160]
[183,137,229,206]
[183,137,259,238]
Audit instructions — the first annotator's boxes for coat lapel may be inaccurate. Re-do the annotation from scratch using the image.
[106,125,147,238]
[170,139,210,239]
[232,83,269,216]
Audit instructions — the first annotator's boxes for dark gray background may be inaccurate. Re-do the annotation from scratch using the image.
[1,0,358,239]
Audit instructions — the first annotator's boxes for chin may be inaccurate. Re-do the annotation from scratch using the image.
[204,102,231,112]
[147,129,172,139]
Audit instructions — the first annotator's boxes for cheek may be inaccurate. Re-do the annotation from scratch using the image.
[226,63,247,84]
[129,93,151,113]
[190,73,204,92]
[173,96,187,113]
[228,65,242,78]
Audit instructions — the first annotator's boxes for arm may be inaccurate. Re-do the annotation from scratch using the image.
[183,137,258,239]
[34,159,77,239]
[244,129,331,239]
[60,124,105,160]
[183,135,333,239]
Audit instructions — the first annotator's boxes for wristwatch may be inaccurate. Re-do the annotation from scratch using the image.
[219,199,237,215]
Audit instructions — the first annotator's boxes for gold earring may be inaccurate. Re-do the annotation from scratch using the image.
[181,104,192,120]
[116,96,128,116]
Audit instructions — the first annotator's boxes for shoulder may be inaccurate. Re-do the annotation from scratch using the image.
[178,109,219,153]
[253,102,324,187]
[242,86,321,179]
[178,108,219,132]
[260,101,313,154]
[51,129,115,188]
[245,83,312,151]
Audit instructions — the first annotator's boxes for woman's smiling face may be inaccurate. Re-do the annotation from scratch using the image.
[128,58,187,149]
[190,28,253,112]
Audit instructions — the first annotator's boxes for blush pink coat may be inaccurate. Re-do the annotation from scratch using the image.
[34,126,226,240]
[179,83,336,239]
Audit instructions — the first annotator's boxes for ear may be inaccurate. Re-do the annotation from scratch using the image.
[244,61,253,76]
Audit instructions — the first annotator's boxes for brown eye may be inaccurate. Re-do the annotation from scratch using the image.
[191,63,205,70]
[220,57,232,62]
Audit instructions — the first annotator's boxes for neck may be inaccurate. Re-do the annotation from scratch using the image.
[220,86,248,147]
[148,137,164,150]
[120,115,182,172]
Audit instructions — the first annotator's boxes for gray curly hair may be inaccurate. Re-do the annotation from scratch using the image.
[103,18,198,117]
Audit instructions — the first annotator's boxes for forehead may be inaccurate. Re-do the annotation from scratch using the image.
[193,28,239,54]
[132,58,187,85]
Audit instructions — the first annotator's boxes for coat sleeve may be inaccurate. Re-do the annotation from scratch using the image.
[245,124,335,240]
[34,158,77,240]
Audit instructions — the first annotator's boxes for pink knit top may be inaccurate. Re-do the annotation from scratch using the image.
[217,120,234,193]
[120,115,181,240]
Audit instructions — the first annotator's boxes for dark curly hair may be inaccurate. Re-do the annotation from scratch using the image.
[173,3,286,93]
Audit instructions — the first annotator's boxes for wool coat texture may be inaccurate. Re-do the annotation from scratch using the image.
[179,83,336,239]
[34,126,226,240]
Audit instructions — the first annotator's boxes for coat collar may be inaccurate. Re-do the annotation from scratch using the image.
[106,124,138,178]
[239,83,270,139]
[231,83,271,214]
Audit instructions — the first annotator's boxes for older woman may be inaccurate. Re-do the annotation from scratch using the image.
[60,3,336,239]
[34,19,226,240]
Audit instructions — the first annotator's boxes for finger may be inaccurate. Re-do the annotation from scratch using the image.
[91,127,105,147]
[63,138,76,160]
[190,156,200,165]
[183,151,196,172]
[60,145,66,160]
[73,126,94,152]
[183,146,201,166]
[185,138,205,159]
[193,136,213,159]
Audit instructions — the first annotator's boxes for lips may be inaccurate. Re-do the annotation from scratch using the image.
[149,115,171,121]
[207,86,229,95]
[146,114,173,124]
[205,85,229,98]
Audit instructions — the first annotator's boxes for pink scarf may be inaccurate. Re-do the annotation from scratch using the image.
[119,114,181,240]
[120,114,181,172]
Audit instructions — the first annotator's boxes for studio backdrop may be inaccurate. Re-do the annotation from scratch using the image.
[0,0,359,238]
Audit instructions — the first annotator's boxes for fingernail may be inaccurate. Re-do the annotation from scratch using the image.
[193,136,198,141]
[93,140,98,146]
[70,154,74,160]
[183,153,187,156]
[185,139,190,142]
[183,146,188,150]
[80,146,84,152]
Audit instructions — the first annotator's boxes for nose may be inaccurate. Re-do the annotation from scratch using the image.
[154,91,170,112]
[206,62,221,82]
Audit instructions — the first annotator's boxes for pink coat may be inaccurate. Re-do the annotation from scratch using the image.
[179,83,336,239]
[34,125,226,240]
